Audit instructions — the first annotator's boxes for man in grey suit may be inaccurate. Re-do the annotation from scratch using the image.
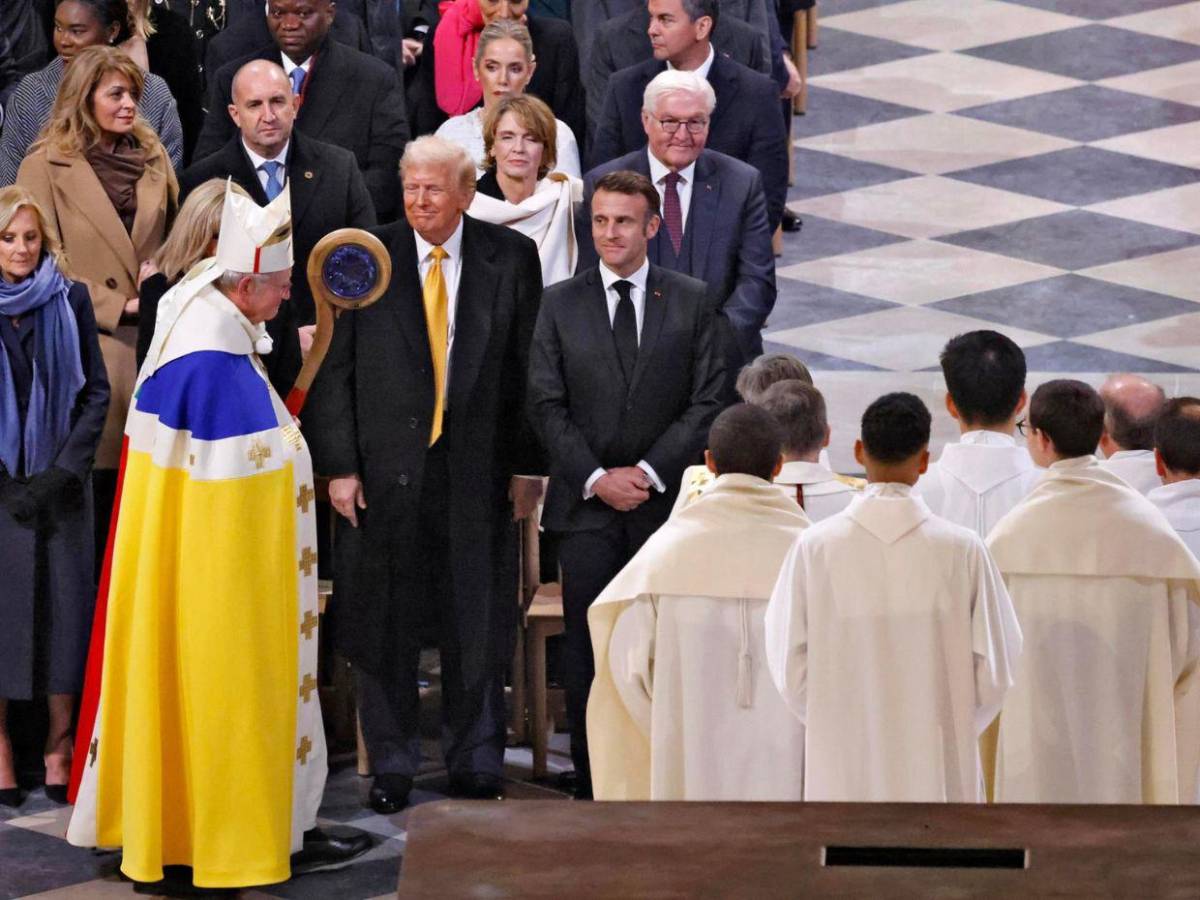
[584,69,776,403]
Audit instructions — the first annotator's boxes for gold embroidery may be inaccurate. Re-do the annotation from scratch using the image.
[247,440,272,470]
[298,547,317,577]
[301,609,319,640]
[281,423,303,451]
[296,736,312,765]
[89,737,98,767]
[296,483,315,513]
[299,673,318,702]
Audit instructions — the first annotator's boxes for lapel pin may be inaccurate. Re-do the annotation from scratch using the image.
[304,171,314,179]
[653,290,662,298]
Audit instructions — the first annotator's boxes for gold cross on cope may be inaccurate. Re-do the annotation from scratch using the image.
[298,546,317,577]
[301,609,318,640]
[89,737,98,767]
[247,440,272,470]
[300,672,318,702]
[296,483,315,513]
[296,735,312,765]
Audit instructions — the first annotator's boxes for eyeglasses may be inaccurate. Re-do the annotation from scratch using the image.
[1015,418,1027,437]
[649,114,709,135]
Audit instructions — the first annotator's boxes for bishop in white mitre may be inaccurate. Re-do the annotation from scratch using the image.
[989,380,1200,804]
[766,393,1023,803]
[1148,397,1200,560]
[587,405,810,800]
[914,331,1040,537]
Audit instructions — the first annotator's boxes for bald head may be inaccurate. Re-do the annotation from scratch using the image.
[1100,373,1166,454]
[228,60,297,159]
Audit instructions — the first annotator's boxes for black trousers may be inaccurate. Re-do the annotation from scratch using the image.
[557,513,661,784]
[356,440,507,780]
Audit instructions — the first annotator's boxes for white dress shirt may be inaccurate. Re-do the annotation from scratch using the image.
[584,257,665,498]
[242,138,290,194]
[413,218,465,405]
[647,152,696,237]
[279,52,313,80]
[668,43,715,82]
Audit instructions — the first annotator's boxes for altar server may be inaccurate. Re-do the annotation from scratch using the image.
[1098,372,1165,494]
[1149,397,1200,558]
[766,392,1023,802]
[989,380,1200,804]
[914,331,1040,538]
[588,404,809,800]
[66,184,369,890]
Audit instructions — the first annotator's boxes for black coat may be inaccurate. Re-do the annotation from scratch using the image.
[196,37,409,220]
[304,215,544,683]
[205,5,371,77]
[590,52,789,230]
[406,15,585,144]
[584,8,770,144]
[146,5,205,165]
[0,282,109,700]
[528,264,723,535]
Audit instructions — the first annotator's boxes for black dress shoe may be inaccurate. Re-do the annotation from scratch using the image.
[448,772,505,800]
[132,866,236,896]
[572,782,594,801]
[291,826,373,876]
[0,787,23,808]
[44,784,68,804]
[368,773,413,814]
[781,209,803,232]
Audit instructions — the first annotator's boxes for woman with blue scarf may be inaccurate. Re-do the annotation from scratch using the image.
[0,186,109,809]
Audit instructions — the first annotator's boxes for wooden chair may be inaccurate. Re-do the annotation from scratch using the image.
[792,3,815,115]
[515,508,566,780]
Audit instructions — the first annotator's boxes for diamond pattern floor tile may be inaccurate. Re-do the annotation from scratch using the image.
[964,24,1200,81]
[788,147,916,199]
[776,215,907,264]
[768,281,902,330]
[947,146,1200,206]
[1100,60,1200,105]
[807,26,934,76]
[1071,310,1200,369]
[929,274,1200,337]
[1081,245,1200,301]
[1093,121,1200,169]
[795,113,1077,175]
[778,239,1063,305]
[790,175,1069,239]
[791,86,926,141]
[939,209,1200,270]
[809,52,1082,113]
[1019,338,1198,372]
[1109,2,1200,44]
[1089,182,1200,234]
[1000,0,1193,19]
[957,84,1200,142]
[822,0,1085,51]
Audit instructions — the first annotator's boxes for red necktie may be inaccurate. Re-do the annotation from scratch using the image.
[663,171,683,255]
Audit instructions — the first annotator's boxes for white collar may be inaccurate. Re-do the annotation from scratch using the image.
[1050,455,1099,472]
[242,137,289,171]
[647,150,697,188]
[1107,448,1155,461]
[847,483,932,545]
[279,52,313,74]
[413,216,465,263]
[958,429,1017,447]
[668,43,715,81]
[775,460,837,485]
[600,257,649,294]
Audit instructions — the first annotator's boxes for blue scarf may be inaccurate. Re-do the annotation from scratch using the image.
[0,256,84,478]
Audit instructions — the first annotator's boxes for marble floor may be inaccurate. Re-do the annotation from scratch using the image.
[775,0,1200,469]
[3,0,1200,895]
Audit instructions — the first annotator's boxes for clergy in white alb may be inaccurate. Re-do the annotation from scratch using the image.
[587,405,810,801]
[914,331,1041,538]
[765,393,1023,803]
[1148,397,1200,560]
[672,377,857,518]
[1097,372,1166,495]
[988,380,1200,805]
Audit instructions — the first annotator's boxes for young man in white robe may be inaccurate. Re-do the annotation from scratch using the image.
[673,354,859,514]
[1149,397,1200,559]
[587,404,810,800]
[1098,372,1166,494]
[989,379,1200,804]
[765,393,1023,803]
[914,331,1041,538]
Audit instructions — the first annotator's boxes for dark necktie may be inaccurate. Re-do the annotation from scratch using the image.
[290,66,307,96]
[612,279,638,383]
[662,171,683,255]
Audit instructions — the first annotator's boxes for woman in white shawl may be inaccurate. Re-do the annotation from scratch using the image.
[468,94,581,286]
[434,19,581,179]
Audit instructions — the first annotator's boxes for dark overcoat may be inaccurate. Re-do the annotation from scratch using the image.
[0,282,110,700]
[304,215,543,687]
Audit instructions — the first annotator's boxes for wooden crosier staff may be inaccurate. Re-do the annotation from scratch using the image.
[285,228,391,416]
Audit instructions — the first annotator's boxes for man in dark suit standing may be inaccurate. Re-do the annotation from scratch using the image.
[306,136,544,812]
[590,0,787,231]
[196,0,409,220]
[584,69,775,403]
[528,170,723,798]
[207,0,372,75]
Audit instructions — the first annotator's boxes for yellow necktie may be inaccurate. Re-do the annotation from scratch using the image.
[423,246,449,445]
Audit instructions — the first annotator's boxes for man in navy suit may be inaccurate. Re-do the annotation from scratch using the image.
[589,0,787,231]
[584,69,776,403]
